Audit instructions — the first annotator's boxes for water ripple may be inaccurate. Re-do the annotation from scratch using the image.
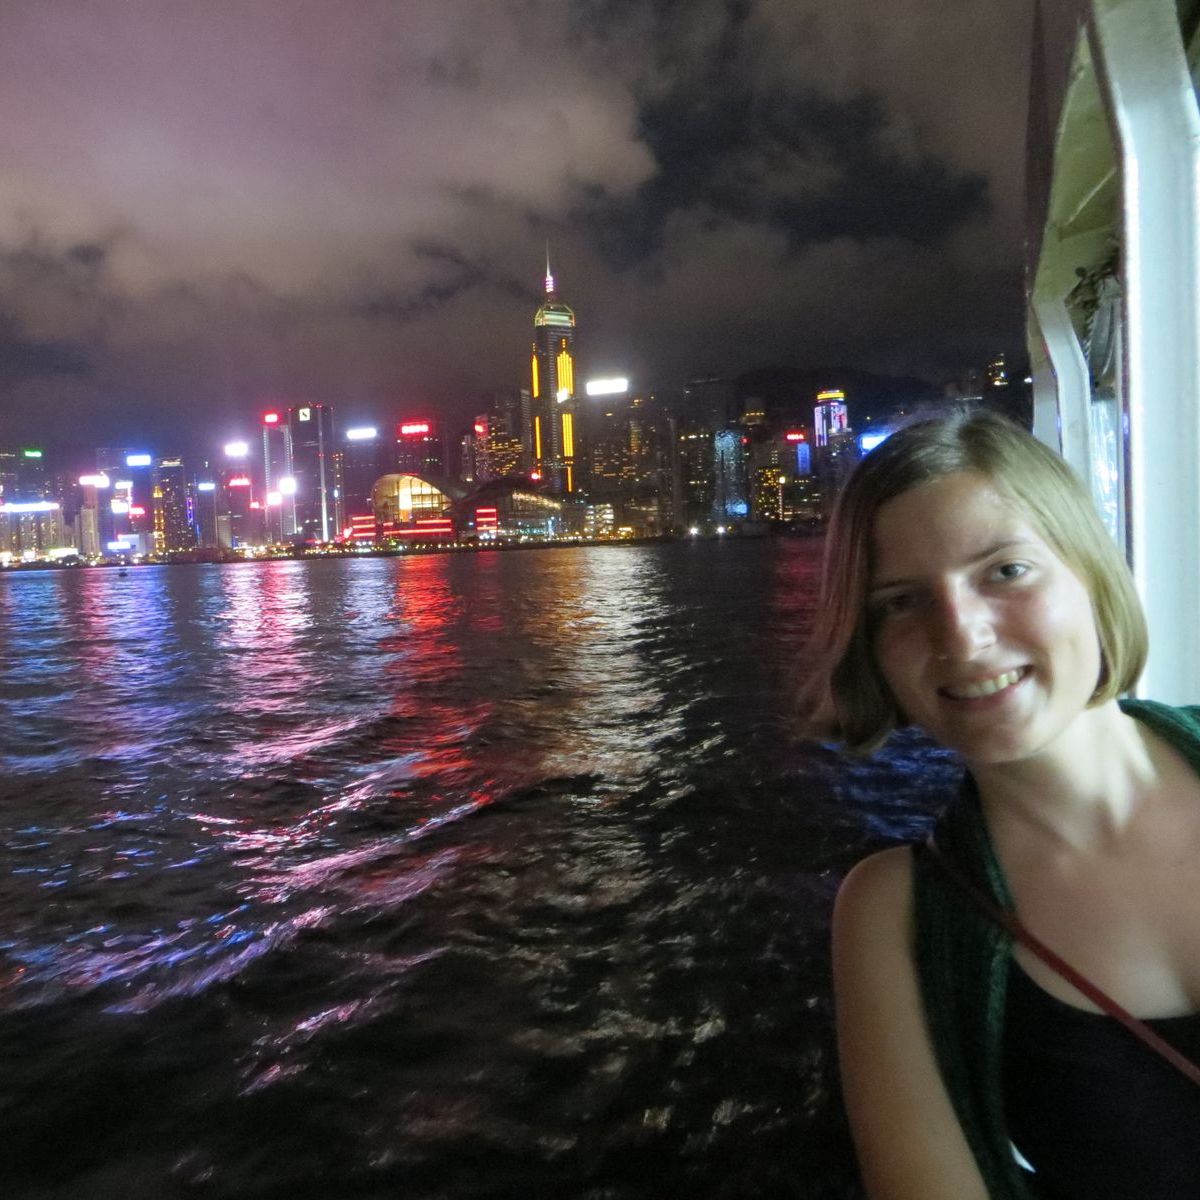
[0,543,954,1199]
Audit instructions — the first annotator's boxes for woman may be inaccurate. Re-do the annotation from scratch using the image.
[803,410,1200,1199]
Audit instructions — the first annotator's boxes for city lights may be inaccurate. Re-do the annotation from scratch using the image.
[398,517,453,537]
[0,501,59,514]
[585,377,629,397]
[0,248,981,567]
[814,390,850,448]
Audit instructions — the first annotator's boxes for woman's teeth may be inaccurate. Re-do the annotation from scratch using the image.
[944,669,1025,700]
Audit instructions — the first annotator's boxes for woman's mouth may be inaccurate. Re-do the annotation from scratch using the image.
[939,667,1029,700]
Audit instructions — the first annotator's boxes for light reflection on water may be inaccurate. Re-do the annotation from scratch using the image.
[0,542,959,1199]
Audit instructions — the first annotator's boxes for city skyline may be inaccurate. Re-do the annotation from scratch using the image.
[0,1,1031,460]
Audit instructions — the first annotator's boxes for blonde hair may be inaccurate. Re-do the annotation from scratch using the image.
[799,409,1148,752]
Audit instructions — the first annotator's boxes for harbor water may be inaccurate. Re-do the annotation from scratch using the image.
[0,541,962,1199]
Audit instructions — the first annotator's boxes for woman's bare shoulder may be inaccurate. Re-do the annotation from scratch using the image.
[831,844,989,1199]
[834,845,915,937]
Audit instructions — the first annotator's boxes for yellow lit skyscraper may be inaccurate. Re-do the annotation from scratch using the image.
[532,251,579,492]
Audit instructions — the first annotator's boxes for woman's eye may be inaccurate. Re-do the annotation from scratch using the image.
[993,561,1029,581]
[874,592,916,617]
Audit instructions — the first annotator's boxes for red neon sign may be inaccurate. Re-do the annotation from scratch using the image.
[250,501,262,510]
[228,476,252,487]
[399,422,430,436]
[785,431,806,442]
[473,422,485,436]
[397,518,454,537]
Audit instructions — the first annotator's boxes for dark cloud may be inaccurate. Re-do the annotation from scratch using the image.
[585,89,988,267]
[0,0,1031,459]
[353,243,487,322]
[0,312,90,384]
[67,243,107,268]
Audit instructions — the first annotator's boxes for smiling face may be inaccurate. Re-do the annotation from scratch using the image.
[868,470,1104,767]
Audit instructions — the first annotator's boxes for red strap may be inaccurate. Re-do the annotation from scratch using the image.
[923,835,1200,1089]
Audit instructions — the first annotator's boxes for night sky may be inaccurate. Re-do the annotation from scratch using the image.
[0,0,1032,461]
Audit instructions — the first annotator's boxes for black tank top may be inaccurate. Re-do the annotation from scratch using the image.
[1003,958,1200,1199]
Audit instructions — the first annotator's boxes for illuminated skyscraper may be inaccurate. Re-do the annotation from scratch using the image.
[341,426,386,525]
[813,390,858,517]
[95,449,155,543]
[711,430,750,522]
[0,500,66,559]
[472,413,526,483]
[260,410,297,541]
[394,419,445,476]
[0,448,47,501]
[459,426,479,483]
[192,473,220,548]
[585,392,673,535]
[531,252,579,492]
[0,451,18,502]
[475,388,532,479]
[154,457,193,553]
[986,352,1010,390]
[674,424,715,528]
[505,388,535,472]
[219,466,261,547]
[813,390,849,447]
[76,472,113,557]
[288,403,338,542]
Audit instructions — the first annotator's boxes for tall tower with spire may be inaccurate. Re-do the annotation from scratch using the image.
[531,248,579,493]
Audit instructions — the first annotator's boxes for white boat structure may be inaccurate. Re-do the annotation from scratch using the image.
[1028,0,1200,703]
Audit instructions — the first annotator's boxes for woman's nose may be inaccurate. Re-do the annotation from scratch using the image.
[930,587,996,660]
